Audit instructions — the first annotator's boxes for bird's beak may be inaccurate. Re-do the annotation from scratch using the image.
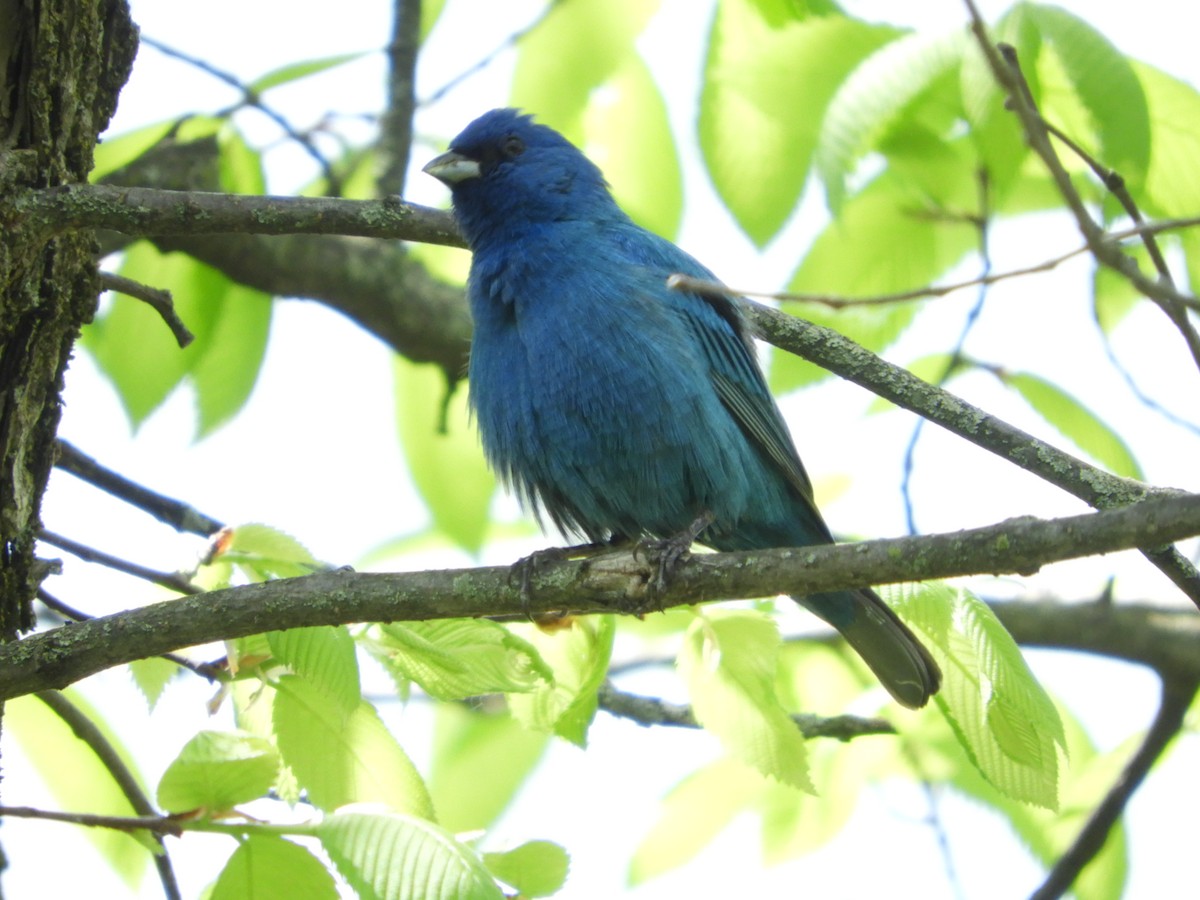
[422,151,481,186]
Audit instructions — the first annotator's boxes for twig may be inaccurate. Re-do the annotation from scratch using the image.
[1095,328,1200,437]
[140,36,341,193]
[0,805,308,840]
[0,806,186,836]
[97,271,193,347]
[54,439,225,536]
[36,588,91,623]
[377,0,422,197]
[996,41,1200,369]
[597,682,896,741]
[670,246,1083,310]
[37,529,202,595]
[419,0,567,105]
[6,491,1200,702]
[36,691,182,900]
[1036,119,1174,285]
[961,2,1200,372]
[1029,677,1198,900]
[902,169,994,534]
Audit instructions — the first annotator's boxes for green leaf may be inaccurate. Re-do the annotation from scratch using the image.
[510,0,659,132]
[1132,62,1200,297]
[1136,63,1200,219]
[369,619,552,700]
[318,812,503,900]
[895,583,1065,808]
[92,119,177,181]
[211,835,339,900]
[998,371,1143,479]
[190,278,271,436]
[815,27,964,212]
[420,0,449,42]
[582,55,682,238]
[678,610,813,793]
[429,703,549,834]
[247,52,368,94]
[628,757,763,885]
[5,693,149,888]
[394,357,495,554]
[267,625,361,714]
[83,243,271,436]
[225,523,324,581]
[906,698,1126,900]
[699,3,899,244]
[505,616,615,747]
[272,675,434,818]
[771,161,978,391]
[216,123,266,195]
[128,656,183,710]
[1093,243,1150,333]
[960,6,1035,197]
[157,730,280,814]
[483,841,569,898]
[1026,5,1150,187]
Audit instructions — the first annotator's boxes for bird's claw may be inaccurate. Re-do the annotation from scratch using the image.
[508,546,569,619]
[631,512,715,612]
[509,539,625,619]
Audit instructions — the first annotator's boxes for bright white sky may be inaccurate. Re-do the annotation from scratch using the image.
[3,1,1198,897]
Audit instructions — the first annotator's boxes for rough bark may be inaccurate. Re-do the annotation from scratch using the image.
[0,1,137,638]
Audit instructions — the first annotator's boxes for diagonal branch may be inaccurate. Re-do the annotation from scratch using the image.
[37,691,181,900]
[4,491,1200,702]
[1028,677,1198,900]
[960,1,1200,373]
[746,300,1200,609]
[54,440,225,536]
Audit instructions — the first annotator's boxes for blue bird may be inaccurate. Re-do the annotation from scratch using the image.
[424,109,941,708]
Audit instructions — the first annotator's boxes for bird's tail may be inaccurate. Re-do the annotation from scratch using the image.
[792,588,941,709]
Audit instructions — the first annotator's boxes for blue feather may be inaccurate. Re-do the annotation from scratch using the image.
[423,109,941,708]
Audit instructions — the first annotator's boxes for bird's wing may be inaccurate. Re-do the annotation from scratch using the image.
[620,228,823,513]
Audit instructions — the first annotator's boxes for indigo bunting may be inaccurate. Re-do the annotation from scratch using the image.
[424,109,941,708]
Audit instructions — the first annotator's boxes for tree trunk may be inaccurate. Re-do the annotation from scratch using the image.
[0,0,136,640]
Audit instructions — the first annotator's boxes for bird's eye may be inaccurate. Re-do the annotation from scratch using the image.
[502,135,526,158]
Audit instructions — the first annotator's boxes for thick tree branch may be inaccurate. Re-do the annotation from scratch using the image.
[18,184,462,246]
[4,491,1200,702]
[746,301,1200,608]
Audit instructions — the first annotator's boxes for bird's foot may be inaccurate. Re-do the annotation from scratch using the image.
[633,512,715,610]
[510,538,627,618]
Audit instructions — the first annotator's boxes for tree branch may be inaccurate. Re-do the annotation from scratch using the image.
[1029,677,1198,900]
[37,691,181,900]
[19,184,462,246]
[377,0,422,197]
[960,2,1200,372]
[5,491,1200,702]
[54,439,225,536]
[598,682,896,740]
[745,300,1200,609]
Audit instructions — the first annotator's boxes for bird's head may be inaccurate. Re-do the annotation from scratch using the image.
[423,108,615,247]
